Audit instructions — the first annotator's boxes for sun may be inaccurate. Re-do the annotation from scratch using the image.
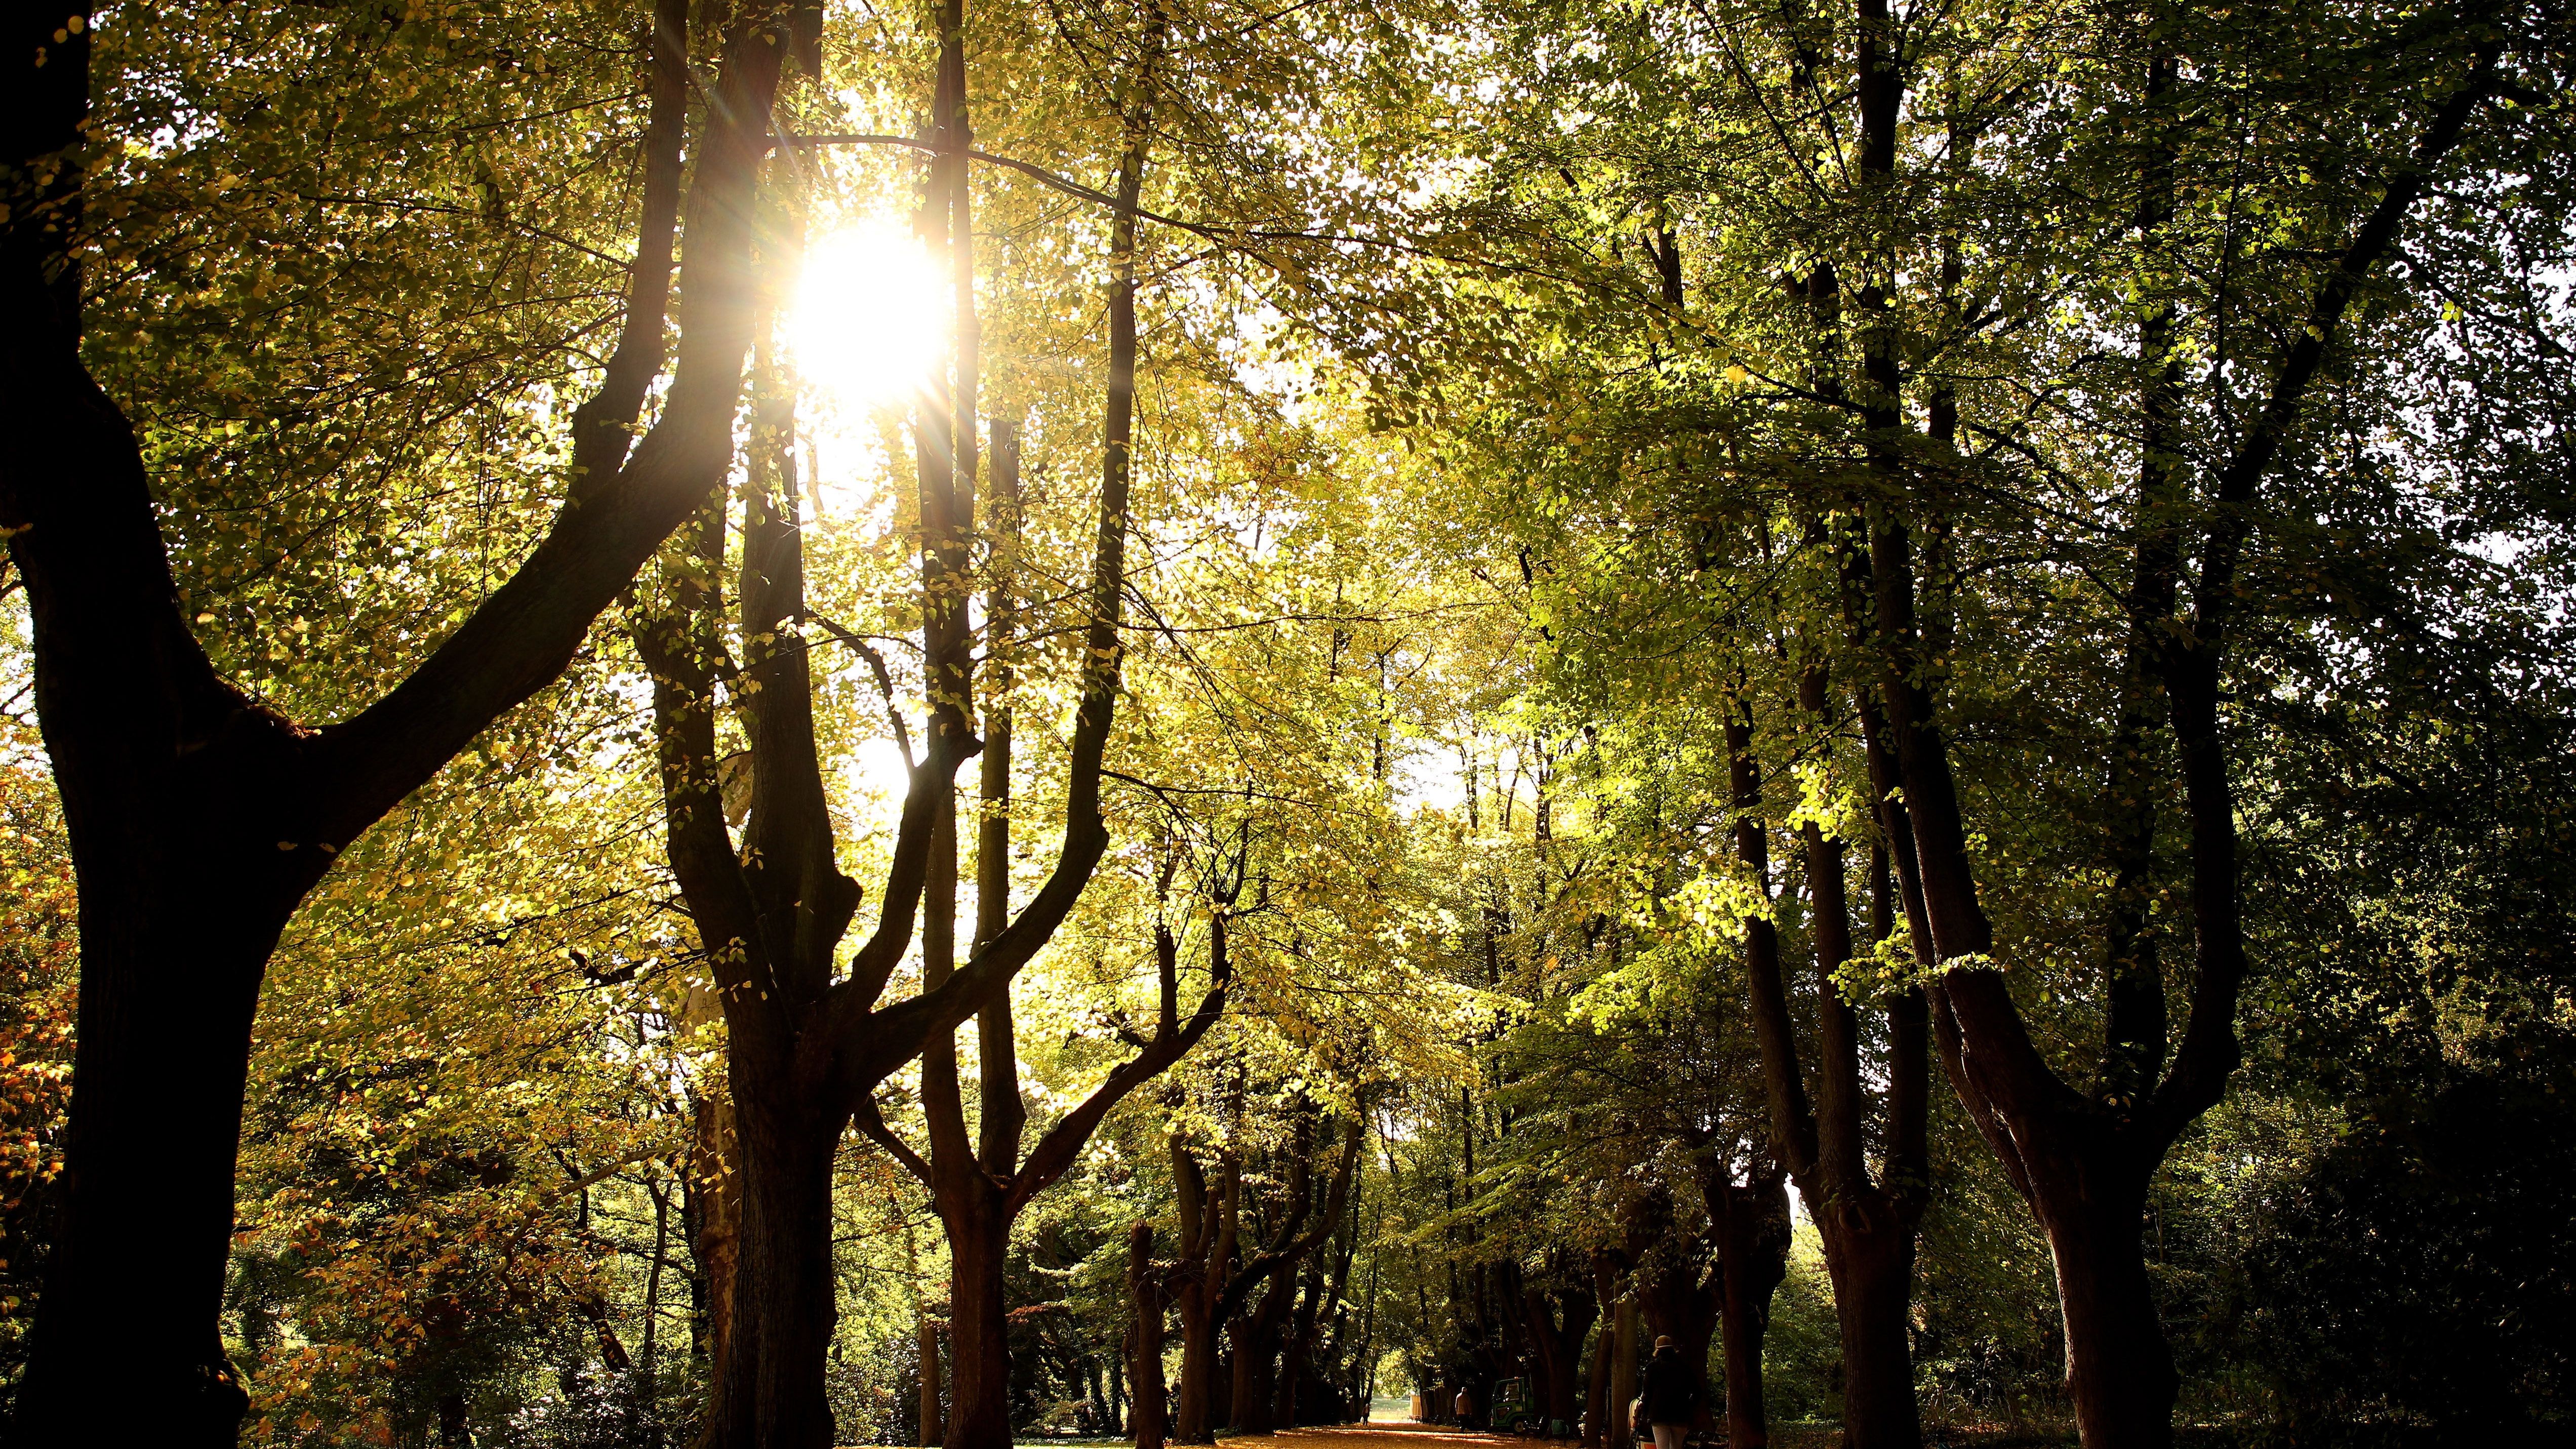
[785,217,949,413]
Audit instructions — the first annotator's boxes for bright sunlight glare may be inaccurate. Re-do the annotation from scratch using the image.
[786,217,947,413]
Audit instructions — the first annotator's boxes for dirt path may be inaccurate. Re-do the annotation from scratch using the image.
[1236,1425,1530,1449]
[1214,1425,2062,1449]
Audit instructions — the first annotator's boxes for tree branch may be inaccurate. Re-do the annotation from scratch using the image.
[854,1093,938,1191]
[1004,915,1231,1217]
[309,12,791,843]
[2151,43,2498,1145]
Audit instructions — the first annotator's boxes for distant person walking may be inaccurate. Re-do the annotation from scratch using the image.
[1636,1336,1701,1449]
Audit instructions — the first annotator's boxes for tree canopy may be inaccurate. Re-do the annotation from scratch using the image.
[1,0,2571,1444]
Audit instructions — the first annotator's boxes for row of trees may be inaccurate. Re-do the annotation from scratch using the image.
[1,0,1446,1435]
[3,0,2573,1442]
[1347,0,2576,1437]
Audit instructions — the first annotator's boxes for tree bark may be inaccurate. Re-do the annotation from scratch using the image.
[1522,1271,1597,1432]
[2036,1155,2171,1449]
[1172,1275,1221,1445]
[921,1309,948,1447]
[1583,1255,1620,1449]
[691,1086,743,1419]
[1275,1253,1326,1428]
[1632,1255,1718,1422]
[1606,1295,1640,1449]
[1227,1271,1292,1434]
[703,1096,842,1449]
[1112,1337,1131,1436]
[1131,1222,1170,1449]
[1708,1172,1790,1449]
[1168,1143,1232,1448]
[1819,1209,1919,1449]
[943,1184,1016,1449]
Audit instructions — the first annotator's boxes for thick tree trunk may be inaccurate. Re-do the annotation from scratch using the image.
[1606,1296,1640,1449]
[700,1103,842,1449]
[12,908,274,1440]
[1816,1216,1919,1449]
[1710,1177,1788,1449]
[945,1188,1016,1449]
[1576,1258,1618,1433]
[1274,1319,1309,1428]
[1543,1338,1584,1432]
[1172,1285,1219,1444]
[1227,1290,1285,1435]
[1112,1342,1130,1436]
[2033,1158,2173,1449]
[692,1089,743,1383]
[1275,1257,1323,1429]
[1634,1263,1718,1422]
[1130,1223,1169,1449]
[1522,1284,1594,1433]
[1715,1282,1768,1448]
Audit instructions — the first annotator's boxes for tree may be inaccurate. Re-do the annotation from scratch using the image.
[1844,29,2504,1449]
[6,0,2572,1440]
[1724,683,1930,1449]
[1164,1091,1364,1440]
[861,874,1233,1449]
[1128,1220,1170,1449]
[627,83,1142,1449]
[1392,0,2565,1441]
[0,0,787,1434]
[827,13,1236,1444]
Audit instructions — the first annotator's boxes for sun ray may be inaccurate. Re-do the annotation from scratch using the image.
[786,216,947,417]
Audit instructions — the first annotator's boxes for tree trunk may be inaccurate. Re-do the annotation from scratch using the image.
[1172,1282,1219,1444]
[1227,1285,1286,1435]
[1606,1296,1640,1449]
[1112,1340,1130,1437]
[1274,1324,1308,1429]
[1576,1263,1618,1443]
[945,1186,1015,1449]
[1275,1259,1322,1429]
[0,0,749,1432]
[1710,1178,1789,1449]
[700,1103,842,1449]
[692,1089,743,1387]
[13,910,272,1440]
[1130,1223,1169,1449]
[1816,1216,1918,1449]
[920,1310,947,1447]
[2034,1158,2174,1449]
[1524,1277,1596,1433]
[1634,1263,1718,1423]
